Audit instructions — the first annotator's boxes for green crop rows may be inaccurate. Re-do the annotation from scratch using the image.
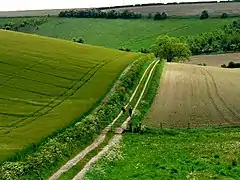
[0,17,237,51]
[0,30,139,161]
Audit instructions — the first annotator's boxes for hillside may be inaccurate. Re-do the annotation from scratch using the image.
[0,2,240,17]
[146,61,240,128]
[0,30,139,161]
[0,17,236,51]
[112,2,240,16]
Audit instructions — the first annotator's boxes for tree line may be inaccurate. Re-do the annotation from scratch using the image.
[182,20,240,55]
[0,18,47,31]
[59,9,142,19]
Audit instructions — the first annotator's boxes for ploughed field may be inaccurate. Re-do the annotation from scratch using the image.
[0,30,139,161]
[113,2,240,16]
[146,60,240,128]
[188,53,240,67]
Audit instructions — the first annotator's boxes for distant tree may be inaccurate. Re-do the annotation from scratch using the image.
[200,10,209,20]
[138,48,150,53]
[161,12,168,19]
[154,12,168,20]
[73,37,85,43]
[151,35,191,62]
[147,13,152,19]
[221,64,227,68]
[221,13,228,19]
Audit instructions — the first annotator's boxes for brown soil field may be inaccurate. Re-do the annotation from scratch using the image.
[187,53,240,67]
[145,63,240,128]
[0,2,239,17]
[114,2,240,16]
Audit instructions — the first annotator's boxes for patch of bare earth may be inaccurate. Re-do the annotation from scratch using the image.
[187,53,240,67]
[145,63,240,128]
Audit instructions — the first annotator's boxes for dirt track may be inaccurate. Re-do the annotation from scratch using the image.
[146,63,240,128]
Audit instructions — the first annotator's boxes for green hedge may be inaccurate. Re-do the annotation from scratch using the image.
[131,60,165,132]
[0,54,154,180]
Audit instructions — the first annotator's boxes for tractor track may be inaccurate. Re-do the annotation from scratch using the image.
[49,60,158,180]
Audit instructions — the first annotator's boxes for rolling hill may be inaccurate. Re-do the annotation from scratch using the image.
[0,2,239,17]
[0,30,139,161]
[146,57,240,128]
[0,17,236,51]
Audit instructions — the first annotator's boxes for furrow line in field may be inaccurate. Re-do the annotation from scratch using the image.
[200,68,229,124]
[3,57,112,130]
[0,71,70,89]
[49,60,157,180]
[203,68,240,121]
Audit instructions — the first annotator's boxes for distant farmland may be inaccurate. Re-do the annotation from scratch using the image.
[112,2,240,16]
[187,53,240,67]
[0,2,240,17]
[146,58,240,128]
[0,17,236,51]
[0,30,139,161]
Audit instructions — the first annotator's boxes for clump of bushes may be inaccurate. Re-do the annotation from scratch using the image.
[154,12,168,20]
[138,48,150,54]
[59,9,142,19]
[183,20,240,55]
[1,18,47,31]
[200,10,209,20]
[221,13,228,19]
[119,48,131,52]
[221,61,240,68]
[0,54,154,180]
[73,37,85,43]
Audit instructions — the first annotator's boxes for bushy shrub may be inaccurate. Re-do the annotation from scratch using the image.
[73,37,85,43]
[221,64,227,68]
[200,10,209,20]
[221,61,240,68]
[154,12,168,20]
[118,48,131,52]
[221,13,228,19]
[138,48,150,54]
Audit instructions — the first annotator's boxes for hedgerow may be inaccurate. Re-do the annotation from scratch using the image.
[0,54,154,180]
[130,60,165,133]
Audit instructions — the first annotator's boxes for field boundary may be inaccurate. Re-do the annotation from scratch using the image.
[49,60,157,180]
[72,60,160,179]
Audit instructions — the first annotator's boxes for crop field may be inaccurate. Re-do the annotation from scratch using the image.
[113,2,240,16]
[187,53,240,67]
[1,17,236,51]
[0,30,139,161]
[85,128,240,179]
[145,62,240,128]
[0,2,240,17]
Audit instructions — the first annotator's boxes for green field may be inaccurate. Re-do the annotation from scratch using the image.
[85,128,240,179]
[0,30,139,161]
[0,17,238,50]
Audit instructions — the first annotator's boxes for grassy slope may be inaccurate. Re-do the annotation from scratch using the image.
[0,30,139,161]
[0,17,237,50]
[85,128,240,179]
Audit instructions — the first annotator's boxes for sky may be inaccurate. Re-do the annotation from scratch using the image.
[0,0,216,11]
